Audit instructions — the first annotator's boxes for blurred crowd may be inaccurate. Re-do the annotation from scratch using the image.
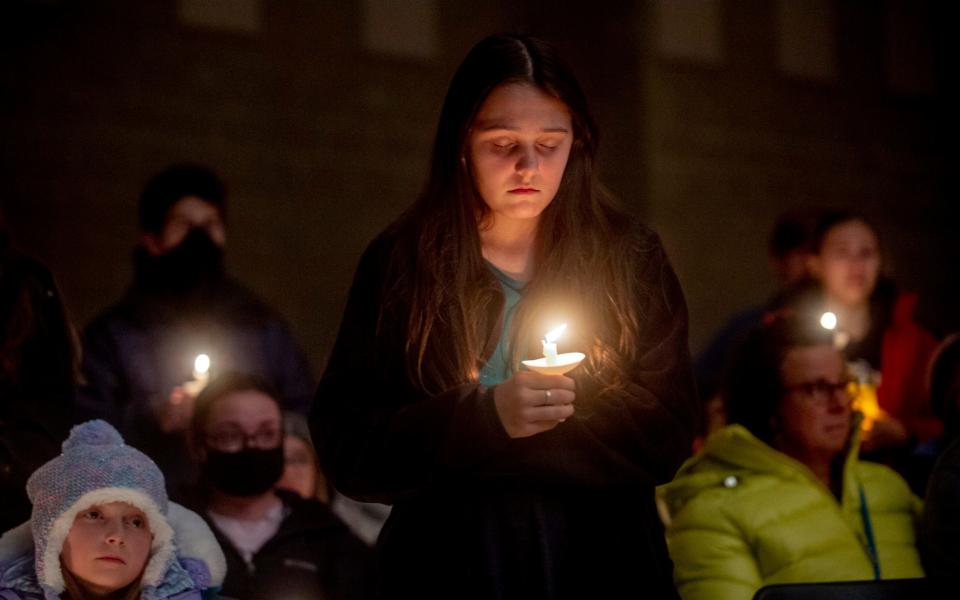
[0,43,960,600]
[1,148,956,599]
[1,166,380,600]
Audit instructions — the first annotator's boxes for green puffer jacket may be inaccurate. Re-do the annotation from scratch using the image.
[660,425,924,600]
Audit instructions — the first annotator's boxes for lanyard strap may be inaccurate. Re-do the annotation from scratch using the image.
[858,484,881,580]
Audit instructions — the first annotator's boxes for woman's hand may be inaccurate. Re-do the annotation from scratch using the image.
[154,385,196,434]
[493,371,576,438]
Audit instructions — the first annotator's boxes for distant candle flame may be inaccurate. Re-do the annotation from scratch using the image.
[819,312,837,331]
[545,323,567,343]
[194,353,211,376]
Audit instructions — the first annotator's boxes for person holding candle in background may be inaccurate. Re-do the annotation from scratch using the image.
[778,211,941,490]
[311,34,698,597]
[78,164,315,493]
[176,373,372,600]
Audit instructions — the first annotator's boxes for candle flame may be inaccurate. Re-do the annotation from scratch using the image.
[819,312,837,331]
[545,323,567,343]
[194,353,211,376]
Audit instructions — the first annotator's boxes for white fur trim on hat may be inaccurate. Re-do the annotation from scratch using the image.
[40,488,175,593]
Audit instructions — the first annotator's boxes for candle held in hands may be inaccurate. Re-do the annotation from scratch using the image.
[183,353,211,396]
[542,323,567,366]
[522,322,584,375]
[193,353,210,381]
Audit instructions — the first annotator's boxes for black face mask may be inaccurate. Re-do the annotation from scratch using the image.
[203,445,284,497]
[137,228,224,295]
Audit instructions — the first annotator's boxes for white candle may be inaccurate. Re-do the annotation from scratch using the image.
[819,312,837,331]
[184,353,211,396]
[193,353,211,383]
[543,323,567,366]
[542,340,558,365]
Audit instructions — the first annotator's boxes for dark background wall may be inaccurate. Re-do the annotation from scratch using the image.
[1,0,955,375]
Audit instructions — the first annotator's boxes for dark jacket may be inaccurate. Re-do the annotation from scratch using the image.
[182,490,372,600]
[311,225,699,599]
[0,252,74,531]
[78,267,313,490]
[0,387,71,532]
[920,435,960,579]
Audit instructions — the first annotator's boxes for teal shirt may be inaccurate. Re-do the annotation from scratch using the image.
[479,263,526,387]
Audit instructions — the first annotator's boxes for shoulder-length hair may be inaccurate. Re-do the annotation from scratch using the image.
[723,314,836,443]
[0,233,80,396]
[381,34,644,395]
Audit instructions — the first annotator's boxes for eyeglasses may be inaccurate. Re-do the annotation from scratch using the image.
[784,379,859,406]
[205,426,282,452]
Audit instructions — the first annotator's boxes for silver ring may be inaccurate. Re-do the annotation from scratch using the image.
[544,389,552,404]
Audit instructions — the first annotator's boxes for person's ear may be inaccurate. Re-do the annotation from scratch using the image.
[141,233,164,256]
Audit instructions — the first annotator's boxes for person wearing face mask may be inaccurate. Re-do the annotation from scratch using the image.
[78,164,314,492]
[176,372,372,600]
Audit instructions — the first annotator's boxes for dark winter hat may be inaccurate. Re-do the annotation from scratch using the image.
[139,164,226,233]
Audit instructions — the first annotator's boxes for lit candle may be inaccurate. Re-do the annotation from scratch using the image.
[819,311,837,331]
[542,323,567,366]
[184,353,211,396]
[819,311,849,349]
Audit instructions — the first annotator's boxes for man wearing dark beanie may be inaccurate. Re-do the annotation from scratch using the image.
[78,164,314,492]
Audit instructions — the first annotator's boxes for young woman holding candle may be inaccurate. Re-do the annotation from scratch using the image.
[311,34,698,597]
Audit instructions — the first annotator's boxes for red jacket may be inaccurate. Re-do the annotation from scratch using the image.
[878,293,942,441]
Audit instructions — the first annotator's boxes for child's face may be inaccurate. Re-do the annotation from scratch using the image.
[61,502,153,595]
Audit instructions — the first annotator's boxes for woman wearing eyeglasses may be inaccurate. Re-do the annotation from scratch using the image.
[175,372,373,600]
[660,316,923,600]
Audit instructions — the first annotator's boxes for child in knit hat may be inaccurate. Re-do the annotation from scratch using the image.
[0,420,226,599]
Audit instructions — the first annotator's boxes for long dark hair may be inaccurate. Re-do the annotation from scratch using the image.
[810,210,882,256]
[382,34,642,394]
[0,233,79,396]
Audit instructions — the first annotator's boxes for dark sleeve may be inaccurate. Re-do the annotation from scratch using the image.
[694,307,764,401]
[310,236,512,503]
[263,318,315,415]
[0,390,72,529]
[327,520,377,600]
[483,232,700,487]
[921,438,960,578]
[76,315,126,425]
[77,317,159,441]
